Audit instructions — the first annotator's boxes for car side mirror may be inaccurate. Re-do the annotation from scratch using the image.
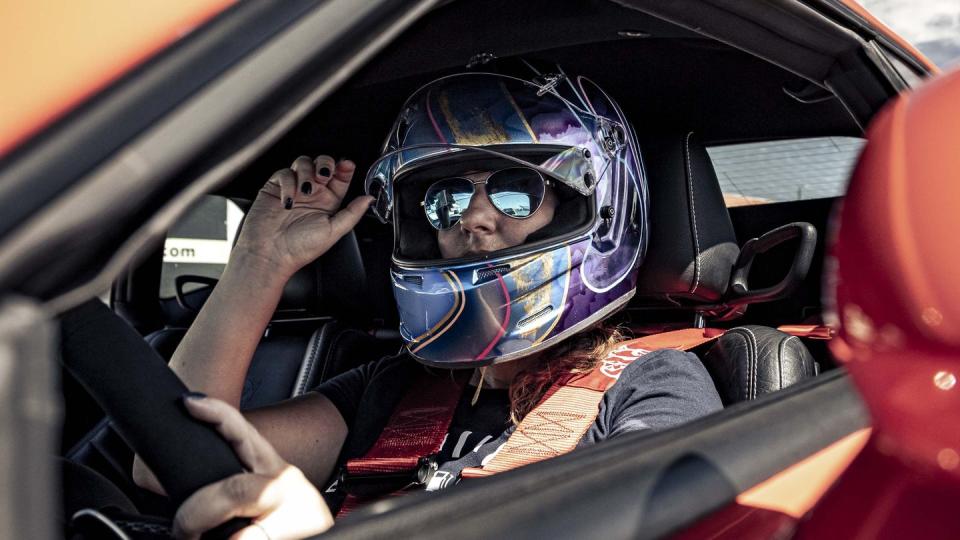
[725,222,817,306]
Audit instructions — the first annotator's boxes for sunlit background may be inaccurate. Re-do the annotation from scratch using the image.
[859,0,960,67]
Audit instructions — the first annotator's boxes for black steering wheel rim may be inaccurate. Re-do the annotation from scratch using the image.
[59,299,249,537]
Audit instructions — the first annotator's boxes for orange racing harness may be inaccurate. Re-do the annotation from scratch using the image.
[335,328,729,516]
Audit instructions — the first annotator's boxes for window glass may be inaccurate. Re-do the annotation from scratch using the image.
[159,196,244,298]
[706,137,866,207]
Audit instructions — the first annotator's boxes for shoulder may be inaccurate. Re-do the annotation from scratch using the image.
[613,348,715,390]
[588,348,722,440]
[310,351,417,427]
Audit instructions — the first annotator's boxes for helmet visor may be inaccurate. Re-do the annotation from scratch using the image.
[364,73,622,223]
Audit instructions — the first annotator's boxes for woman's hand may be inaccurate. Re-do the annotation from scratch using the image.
[233,155,374,277]
[173,395,334,540]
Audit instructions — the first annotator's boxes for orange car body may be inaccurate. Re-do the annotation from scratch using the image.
[0,1,233,156]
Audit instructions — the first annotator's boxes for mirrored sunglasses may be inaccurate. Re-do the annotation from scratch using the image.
[420,167,551,230]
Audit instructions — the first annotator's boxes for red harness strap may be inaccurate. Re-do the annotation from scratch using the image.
[337,371,467,516]
[337,328,721,515]
[777,324,835,340]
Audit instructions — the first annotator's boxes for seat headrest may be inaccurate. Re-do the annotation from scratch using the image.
[274,231,368,322]
[232,208,367,322]
[634,132,739,306]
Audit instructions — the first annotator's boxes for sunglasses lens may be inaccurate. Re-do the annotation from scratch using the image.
[487,168,545,218]
[424,178,474,230]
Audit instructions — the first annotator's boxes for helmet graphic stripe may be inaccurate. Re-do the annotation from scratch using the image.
[425,89,450,144]
[533,245,573,345]
[411,271,466,352]
[499,81,539,143]
[475,264,512,361]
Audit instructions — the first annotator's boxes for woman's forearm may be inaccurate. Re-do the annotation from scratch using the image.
[169,249,292,406]
[134,157,369,492]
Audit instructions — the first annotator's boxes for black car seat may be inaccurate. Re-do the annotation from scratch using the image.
[248,132,818,408]
[66,231,401,507]
[633,132,819,404]
[144,231,400,405]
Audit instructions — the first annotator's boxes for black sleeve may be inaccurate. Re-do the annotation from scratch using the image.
[586,349,723,442]
[311,356,398,429]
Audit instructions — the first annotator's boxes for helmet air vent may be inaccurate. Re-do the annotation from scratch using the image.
[402,274,424,287]
[518,305,555,329]
[473,264,511,285]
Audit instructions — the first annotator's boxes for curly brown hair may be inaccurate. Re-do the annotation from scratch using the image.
[507,323,627,424]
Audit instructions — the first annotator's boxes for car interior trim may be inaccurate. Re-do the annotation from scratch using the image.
[615,0,897,128]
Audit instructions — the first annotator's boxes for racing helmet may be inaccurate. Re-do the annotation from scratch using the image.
[365,63,649,368]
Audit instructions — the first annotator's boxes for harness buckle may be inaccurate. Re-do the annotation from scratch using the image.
[338,455,439,498]
[416,455,439,485]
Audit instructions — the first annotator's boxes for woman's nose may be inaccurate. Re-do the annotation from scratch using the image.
[459,184,498,234]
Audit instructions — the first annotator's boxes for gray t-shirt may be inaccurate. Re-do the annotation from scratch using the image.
[315,348,722,498]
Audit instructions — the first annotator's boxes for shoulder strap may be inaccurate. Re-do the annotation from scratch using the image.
[337,327,723,514]
[461,328,722,478]
[338,369,466,515]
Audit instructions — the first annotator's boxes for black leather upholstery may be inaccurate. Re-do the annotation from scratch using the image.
[276,231,368,323]
[702,325,819,405]
[143,328,185,362]
[241,328,316,408]
[630,133,819,404]
[146,231,376,402]
[635,132,740,304]
[142,324,336,408]
[298,321,403,392]
[67,230,400,510]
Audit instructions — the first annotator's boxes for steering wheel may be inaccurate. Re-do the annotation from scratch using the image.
[60,300,250,538]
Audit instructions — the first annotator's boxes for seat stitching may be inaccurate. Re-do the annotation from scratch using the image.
[317,323,338,383]
[306,332,323,392]
[783,335,804,378]
[777,334,789,389]
[292,328,323,397]
[738,327,759,399]
[293,329,319,397]
[727,331,750,402]
[684,131,702,294]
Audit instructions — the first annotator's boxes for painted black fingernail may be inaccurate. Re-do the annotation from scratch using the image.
[183,391,207,401]
[301,182,313,195]
[318,167,331,177]
[284,197,293,210]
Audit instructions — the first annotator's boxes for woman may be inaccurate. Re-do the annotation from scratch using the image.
[135,66,722,539]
